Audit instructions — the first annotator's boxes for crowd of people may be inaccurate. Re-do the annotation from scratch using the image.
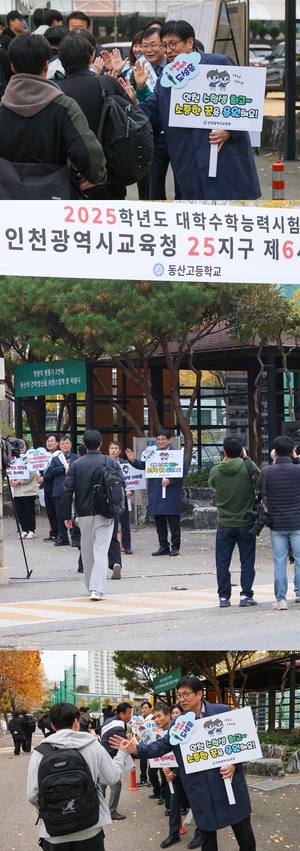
[0,11,261,200]
[8,427,300,610]
[24,675,256,851]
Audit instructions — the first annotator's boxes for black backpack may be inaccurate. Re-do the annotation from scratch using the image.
[97,78,154,186]
[0,158,72,200]
[93,457,126,519]
[27,716,36,734]
[35,741,99,837]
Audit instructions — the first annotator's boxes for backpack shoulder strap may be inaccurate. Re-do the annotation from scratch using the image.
[35,741,58,756]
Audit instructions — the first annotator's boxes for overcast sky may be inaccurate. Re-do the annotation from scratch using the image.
[42,651,89,682]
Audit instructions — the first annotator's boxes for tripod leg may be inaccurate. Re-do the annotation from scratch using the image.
[6,476,32,579]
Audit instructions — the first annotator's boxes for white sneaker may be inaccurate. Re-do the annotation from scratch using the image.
[111,563,121,580]
[90,591,104,601]
[272,600,288,610]
[21,531,28,538]
[26,531,36,539]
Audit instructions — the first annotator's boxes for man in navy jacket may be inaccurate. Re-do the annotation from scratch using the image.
[43,434,77,546]
[125,429,186,557]
[133,19,261,201]
[109,675,256,851]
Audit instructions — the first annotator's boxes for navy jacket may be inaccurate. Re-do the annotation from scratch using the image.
[138,52,261,201]
[136,700,251,832]
[43,452,77,498]
[257,456,300,531]
[132,445,186,515]
[101,714,127,759]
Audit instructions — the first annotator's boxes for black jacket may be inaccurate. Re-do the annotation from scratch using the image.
[60,450,120,518]
[0,27,15,52]
[0,74,106,186]
[8,716,26,740]
[257,456,300,531]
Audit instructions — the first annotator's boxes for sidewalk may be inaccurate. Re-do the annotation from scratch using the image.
[1,514,299,649]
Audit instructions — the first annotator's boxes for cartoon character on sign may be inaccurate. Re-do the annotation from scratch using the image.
[206,69,220,88]
[218,69,230,89]
[203,718,224,735]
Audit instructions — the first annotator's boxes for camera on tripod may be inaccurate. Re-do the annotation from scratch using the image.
[242,503,272,537]
[1,436,24,477]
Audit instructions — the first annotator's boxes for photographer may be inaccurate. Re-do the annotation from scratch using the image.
[256,435,300,611]
[209,437,260,608]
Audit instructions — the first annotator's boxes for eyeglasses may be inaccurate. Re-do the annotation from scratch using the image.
[142,42,162,50]
[177,691,194,699]
[161,39,184,51]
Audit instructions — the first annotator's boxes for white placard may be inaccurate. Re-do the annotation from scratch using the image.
[179,707,262,774]
[25,447,52,472]
[145,449,184,479]
[1,202,300,285]
[123,754,136,772]
[135,55,157,92]
[169,64,266,131]
[148,726,178,769]
[121,462,146,490]
[6,459,30,480]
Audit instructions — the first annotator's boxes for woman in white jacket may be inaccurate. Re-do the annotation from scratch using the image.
[9,440,39,539]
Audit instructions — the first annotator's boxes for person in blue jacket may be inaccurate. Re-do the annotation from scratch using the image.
[125,429,186,557]
[109,675,256,851]
[130,19,261,201]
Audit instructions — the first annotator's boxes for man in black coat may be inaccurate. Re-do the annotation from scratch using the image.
[8,711,27,755]
[0,10,24,51]
[58,32,131,199]
[257,435,300,610]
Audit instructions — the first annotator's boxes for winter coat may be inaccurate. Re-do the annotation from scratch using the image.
[0,27,15,52]
[100,715,127,759]
[137,52,261,201]
[136,700,251,832]
[12,471,39,498]
[257,456,300,531]
[27,727,126,844]
[209,456,260,526]
[132,445,186,515]
[0,74,106,186]
[60,450,122,518]
[8,716,26,740]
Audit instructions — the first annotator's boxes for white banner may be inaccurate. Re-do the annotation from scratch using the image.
[167,63,266,131]
[179,707,262,774]
[1,202,300,284]
[25,447,52,472]
[145,449,184,479]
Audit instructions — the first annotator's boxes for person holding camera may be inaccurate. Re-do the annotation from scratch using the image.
[256,435,300,611]
[209,437,260,609]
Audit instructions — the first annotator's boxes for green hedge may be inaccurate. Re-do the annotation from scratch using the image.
[184,469,211,487]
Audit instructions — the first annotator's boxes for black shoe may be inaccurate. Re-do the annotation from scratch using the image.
[187,840,202,850]
[165,809,170,816]
[136,780,148,786]
[158,798,166,805]
[170,548,179,556]
[152,547,170,556]
[43,535,57,542]
[77,566,84,573]
[54,540,70,547]
[148,793,160,799]
[124,548,133,554]
[161,837,181,849]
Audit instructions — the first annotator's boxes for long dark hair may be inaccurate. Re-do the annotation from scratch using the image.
[129,30,143,67]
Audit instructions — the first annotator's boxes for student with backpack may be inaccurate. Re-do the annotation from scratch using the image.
[27,701,127,851]
[61,429,126,601]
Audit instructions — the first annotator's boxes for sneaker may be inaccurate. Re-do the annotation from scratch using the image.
[111,563,121,580]
[21,531,28,538]
[25,531,36,539]
[272,600,288,610]
[239,597,257,607]
[295,597,300,603]
[90,591,104,601]
[219,598,231,607]
[124,548,133,554]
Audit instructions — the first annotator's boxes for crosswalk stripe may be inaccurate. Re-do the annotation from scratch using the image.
[0,584,297,627]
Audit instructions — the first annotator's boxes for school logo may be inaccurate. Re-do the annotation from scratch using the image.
[153,263,164,277]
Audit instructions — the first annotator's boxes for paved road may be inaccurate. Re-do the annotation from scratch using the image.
[0,515,298,649]
[1,731,300,851]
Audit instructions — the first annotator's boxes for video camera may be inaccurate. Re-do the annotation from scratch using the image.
[1,436,24,478]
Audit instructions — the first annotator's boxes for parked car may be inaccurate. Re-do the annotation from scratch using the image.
[249,43,273,64]
[101,41,131,59]
[265,40,300,99]
[249,47,265,67]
